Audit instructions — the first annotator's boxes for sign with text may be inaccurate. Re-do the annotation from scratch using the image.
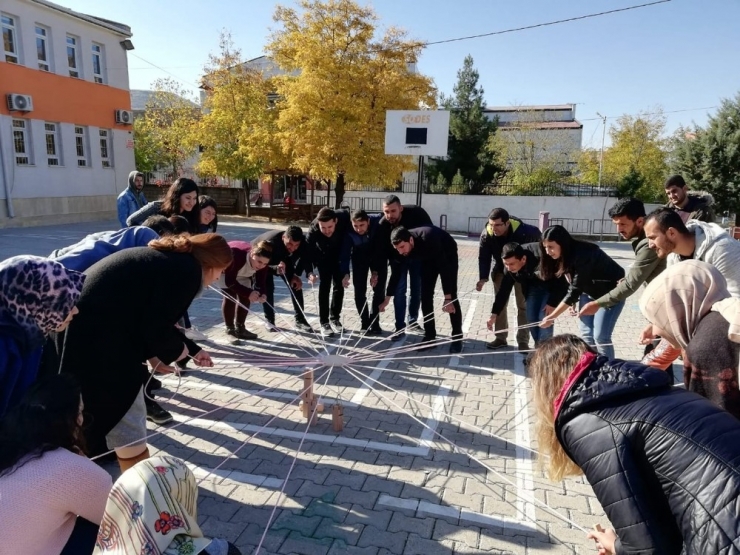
[385,110,449,156]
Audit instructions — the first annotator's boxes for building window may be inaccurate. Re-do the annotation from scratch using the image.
[75,126,88,167]
[91,43,105,84]
[2,14,19,64]
[36,25,50,71]
[67,35,80,78]
[45,122,61,166]
[12,120,31,165]
[99,129,112,167]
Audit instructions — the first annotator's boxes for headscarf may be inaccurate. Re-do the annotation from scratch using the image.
[94,456,213,555]
[639,259,740,349]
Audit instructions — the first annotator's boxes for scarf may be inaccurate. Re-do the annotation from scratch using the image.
[639,259,740,349]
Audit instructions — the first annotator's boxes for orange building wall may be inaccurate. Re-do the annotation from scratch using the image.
[0,62,131,130]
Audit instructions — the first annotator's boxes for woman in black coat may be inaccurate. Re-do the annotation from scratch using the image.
[48,234,233,471]
[531,334,740,555]
[539,225,625,358]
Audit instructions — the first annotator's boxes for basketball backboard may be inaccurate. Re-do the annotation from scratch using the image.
[385,110,450,156]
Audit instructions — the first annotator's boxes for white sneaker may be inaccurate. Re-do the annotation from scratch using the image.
[183,327,208,341]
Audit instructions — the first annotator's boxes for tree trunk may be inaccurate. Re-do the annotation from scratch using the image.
[334,172,346,209]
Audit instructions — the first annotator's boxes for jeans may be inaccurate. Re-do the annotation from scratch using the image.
[577,293,625,359]
[393,258,422,330]
[525,285,554,345]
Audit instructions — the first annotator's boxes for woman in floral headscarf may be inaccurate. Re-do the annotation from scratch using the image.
[95,456,241,555]
[640,259,740,418]
[0,255,85,416]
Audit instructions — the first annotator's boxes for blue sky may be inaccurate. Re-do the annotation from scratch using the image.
[65,0,740,147]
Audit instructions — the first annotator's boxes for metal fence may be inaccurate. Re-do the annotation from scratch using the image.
[347,180,617,197]
[467,216,619,239]
[313,196,385,212]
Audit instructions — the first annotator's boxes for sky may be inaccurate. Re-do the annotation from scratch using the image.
[63,0,740,148]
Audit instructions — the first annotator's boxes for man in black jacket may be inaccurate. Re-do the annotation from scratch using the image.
[305,207,352,337]
[664,174,715,223]
[348,209,384,334]
[487,242,567,347]
[379,226,463,353]
[477,208,542,351]
[372,195,433,340]
[252,226,313,333]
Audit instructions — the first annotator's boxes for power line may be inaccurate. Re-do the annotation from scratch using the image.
[129,52,199,89]
[580,105,718,122]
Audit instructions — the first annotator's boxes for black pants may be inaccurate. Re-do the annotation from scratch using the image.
[61,518,99,555]
[352,255,384,327]
[420,263,463,340]
[263,270,307,325]
[317,262,344,324]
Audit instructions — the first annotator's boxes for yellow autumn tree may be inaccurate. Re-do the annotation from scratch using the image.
[265,0,437,206]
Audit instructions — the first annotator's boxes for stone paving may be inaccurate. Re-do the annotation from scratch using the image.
[0,217,666,555]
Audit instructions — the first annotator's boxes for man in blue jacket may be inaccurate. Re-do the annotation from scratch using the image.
[348,209,384,334]
[117,171,147,228]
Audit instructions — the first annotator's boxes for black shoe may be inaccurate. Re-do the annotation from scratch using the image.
[417,336,436,352]
[235,325,258,340]
[295,320,313,333]
[360,319,371,331]
[390,328,406,341]
[366,325,383,336]
[407,321,423,332]
[149,376,163,390]
[330,319,343,332]
[321,323,336,338]
[449,340,463,354]
[146,399,173,425]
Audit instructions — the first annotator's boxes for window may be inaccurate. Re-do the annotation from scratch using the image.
[67,35,79,78]
[99,129,112,167]
[12,120,31,165]
[74,126,88,167]
[45,122,61,166]
[36,25,50,71]
[91,43,104,83]
[2,14,19,64]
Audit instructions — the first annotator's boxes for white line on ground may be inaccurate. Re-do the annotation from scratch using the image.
[418,385,450,448]
[349,336,406,405]
[188,463,283,489]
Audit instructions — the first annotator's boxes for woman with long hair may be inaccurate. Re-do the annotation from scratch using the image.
[46,234,233,471]
[125,178,201,233]
[639,259,740,418]
[218,240,271,341]
[0,256,84,416]
[198,195,218,233]
[0,374,112,554]
[531,334,740,554]
[538,225,625,358]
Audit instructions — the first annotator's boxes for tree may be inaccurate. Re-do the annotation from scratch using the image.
[428,55,500,194]
[266,0,436,207]
[670,93,740,216]
[133,78,200,177]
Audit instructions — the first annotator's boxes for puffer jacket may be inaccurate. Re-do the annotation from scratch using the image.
[555,353,740,555]
[666,191,715,223]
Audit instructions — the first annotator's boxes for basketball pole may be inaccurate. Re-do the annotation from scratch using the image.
[415,154,424,207]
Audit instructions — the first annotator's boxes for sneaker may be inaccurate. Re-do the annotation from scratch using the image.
[183,327,208,341]
[449,340,463,354]
[321,323,336,338]
[264,322,280,332]
[295,320,313,333]
[145,400,173,425]
[407,321,423,332]
[486,338,508,350]
[235,325,258,340]
[417,336,436,352]
[330,319,343,332]
[366,325,383,336]
[390,329,406,342]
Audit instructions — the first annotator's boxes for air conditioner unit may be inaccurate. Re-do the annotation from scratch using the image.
[115,109,133,125]
[6,94,33,112]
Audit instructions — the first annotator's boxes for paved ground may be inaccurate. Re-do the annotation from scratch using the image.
[0,217,663,555]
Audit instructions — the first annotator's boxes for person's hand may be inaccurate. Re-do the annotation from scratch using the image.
[370,272,379,288]
[378,296,392,312]
[475,279,488,292]
[342,274,350,288]
[544,304,555,316]
[639,324,656,345]
[192,349,213,368]
[540,315,556,328]
[487,314,497,331]
[290,276,303,291]
[579,301,600,317]
[248,291,261,303]
[308,273,318,284]
[276,261,286,275]
[442,296,455,314]
[586,525,617,555]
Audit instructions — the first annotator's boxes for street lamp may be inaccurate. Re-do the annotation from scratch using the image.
[596,112,608,242]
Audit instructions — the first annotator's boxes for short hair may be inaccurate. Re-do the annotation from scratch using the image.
[142,215,175,236]
[390,226,411,245]
[488,208,510,222]
[383,194,401,207]
[607,198,646,221]
[317,207,337,222]
[283,225,304,242]
[351,209,369,222]
[501,242,525,260]
[169,215,191,235]
[252,240,273,258]
[665,174,687,189]
[644,207,691,235]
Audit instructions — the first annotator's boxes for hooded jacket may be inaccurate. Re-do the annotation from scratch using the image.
[116,171,147,228]
[665,191,715,223]
[668,221,740,298]
[479,217,542,278]
[555,354,740,554]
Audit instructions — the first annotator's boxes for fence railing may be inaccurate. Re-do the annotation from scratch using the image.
[467,216,619,238]
[313,196,385,213]
[144,170,243,188]
[345,180,618,197]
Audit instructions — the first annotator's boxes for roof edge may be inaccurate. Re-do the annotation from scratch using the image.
[30,0,132,36]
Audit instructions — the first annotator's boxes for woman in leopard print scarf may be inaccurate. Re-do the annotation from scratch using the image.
[0,255,85,415]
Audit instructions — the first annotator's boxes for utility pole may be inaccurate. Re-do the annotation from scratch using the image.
[596,112,608,242]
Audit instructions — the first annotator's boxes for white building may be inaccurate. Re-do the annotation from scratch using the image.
[0,0,135,227]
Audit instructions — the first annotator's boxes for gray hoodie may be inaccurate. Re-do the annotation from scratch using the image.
[668,220,740,297]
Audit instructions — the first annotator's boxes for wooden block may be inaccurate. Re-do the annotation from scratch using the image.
[332,404,344,432]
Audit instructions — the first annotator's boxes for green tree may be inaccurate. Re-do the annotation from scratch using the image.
[429,55,500,193]
[449,168,466,193]
[616,166,646,199]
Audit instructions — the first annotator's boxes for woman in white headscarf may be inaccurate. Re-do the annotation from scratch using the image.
[639,259,740,418]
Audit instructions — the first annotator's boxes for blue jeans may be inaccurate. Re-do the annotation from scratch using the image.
[525,285,554,345]
[393,259,422,330]
[577,294,625,359]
